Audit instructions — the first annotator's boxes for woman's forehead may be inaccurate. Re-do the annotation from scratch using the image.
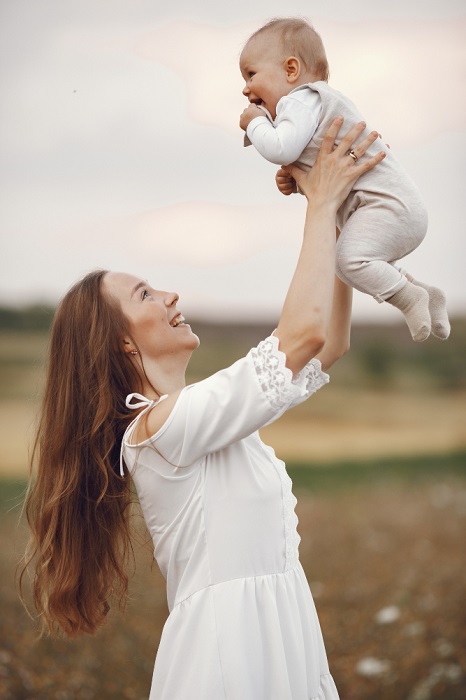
[103,271,144,298]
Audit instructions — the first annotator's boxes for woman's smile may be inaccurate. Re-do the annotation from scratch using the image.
[169,313,187,328]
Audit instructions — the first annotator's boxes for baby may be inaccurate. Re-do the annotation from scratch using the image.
[239,17,450,341]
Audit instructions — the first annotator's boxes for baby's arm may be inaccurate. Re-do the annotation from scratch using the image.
[244,94,320,165]
[239,104,265,132]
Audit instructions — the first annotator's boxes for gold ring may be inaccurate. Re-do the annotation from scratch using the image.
[348,150,358,162]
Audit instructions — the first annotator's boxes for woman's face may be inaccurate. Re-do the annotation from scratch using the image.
[103,272,200,363]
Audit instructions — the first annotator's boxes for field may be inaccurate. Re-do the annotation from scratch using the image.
[1,329,466,476]
[2,465,465,700]
[1,326,465,698]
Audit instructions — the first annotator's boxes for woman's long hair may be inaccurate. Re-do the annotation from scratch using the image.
[19,270,143,637]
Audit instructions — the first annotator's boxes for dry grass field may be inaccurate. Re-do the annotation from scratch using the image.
[2,471,465,700]
[2,386,466,476]
[261,387,466,463]
[1,326,465,698]
[1,326,465,476]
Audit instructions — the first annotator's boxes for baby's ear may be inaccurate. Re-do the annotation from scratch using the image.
[285,56,301,83]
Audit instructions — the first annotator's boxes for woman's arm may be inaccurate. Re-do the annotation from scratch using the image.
[315,271,353,372]
[136,121,384,448]
[275,118,384,375]
[311,226,353,372]
[126,342,323,466]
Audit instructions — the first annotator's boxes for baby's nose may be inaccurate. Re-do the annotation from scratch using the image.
[242,84,250,96]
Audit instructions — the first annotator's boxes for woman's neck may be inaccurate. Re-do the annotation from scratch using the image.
[137,355,189,399]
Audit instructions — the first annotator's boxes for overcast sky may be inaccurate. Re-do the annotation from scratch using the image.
[1,0,465,322]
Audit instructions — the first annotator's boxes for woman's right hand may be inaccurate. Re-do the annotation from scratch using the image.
[282,117,385,210]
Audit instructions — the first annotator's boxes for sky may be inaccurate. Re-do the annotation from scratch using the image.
[1,0,465,322]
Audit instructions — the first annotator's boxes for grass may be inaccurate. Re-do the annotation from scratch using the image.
[3,451,466,515]
[3,463,466,700]
[1,326,465,697]
[287,450,466,492]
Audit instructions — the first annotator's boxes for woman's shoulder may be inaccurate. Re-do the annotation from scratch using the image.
[128,389,184,445]
[124,346,263,452]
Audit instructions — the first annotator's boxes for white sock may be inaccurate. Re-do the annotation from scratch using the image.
[410,278,450,340]
[386,281,431,342]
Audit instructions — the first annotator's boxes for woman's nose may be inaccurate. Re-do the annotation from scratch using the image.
[165,292,179,306]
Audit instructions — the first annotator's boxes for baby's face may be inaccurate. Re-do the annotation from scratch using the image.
[239,36,292,120]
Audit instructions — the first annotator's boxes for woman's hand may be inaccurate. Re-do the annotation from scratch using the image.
[283,117,385,209]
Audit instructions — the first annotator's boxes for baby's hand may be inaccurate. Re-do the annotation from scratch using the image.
[239,104,264,132]
[275,167,298,196]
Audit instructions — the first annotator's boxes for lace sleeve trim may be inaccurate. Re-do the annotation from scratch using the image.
[250,335,329,412]
[295,356,330,396]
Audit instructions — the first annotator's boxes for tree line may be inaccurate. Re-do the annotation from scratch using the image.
[0,305,464,389]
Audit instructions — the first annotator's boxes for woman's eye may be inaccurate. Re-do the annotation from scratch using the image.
[142,289,151,300]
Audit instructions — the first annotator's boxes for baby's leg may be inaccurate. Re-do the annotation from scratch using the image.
[395,266,450,339]
[336,203,431,341]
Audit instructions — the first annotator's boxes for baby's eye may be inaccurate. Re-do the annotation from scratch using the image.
[248,71,255,78]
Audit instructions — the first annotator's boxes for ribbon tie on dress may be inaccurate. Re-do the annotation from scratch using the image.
[119,393,158,477]
[126,392,155,410]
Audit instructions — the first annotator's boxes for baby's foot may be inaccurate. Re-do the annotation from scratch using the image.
[386,282,431,342]
[411,280,450,339]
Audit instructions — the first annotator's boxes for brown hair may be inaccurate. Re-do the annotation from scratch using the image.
[19,269,144,637]
[246,17,329,82]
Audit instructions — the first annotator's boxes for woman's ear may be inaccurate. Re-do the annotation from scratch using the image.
[123,337,137,355]
[285,56,301,83]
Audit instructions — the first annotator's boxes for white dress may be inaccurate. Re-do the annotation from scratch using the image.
[121,335,340,700]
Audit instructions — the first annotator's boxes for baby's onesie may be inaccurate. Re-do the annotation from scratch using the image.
[246,82,428,303]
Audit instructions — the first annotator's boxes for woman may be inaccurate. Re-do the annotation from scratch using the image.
[21,119,385,699]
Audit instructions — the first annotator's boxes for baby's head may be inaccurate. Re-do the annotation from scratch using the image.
[240,18,329,119]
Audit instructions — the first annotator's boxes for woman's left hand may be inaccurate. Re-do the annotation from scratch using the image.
[282,119,385,208]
